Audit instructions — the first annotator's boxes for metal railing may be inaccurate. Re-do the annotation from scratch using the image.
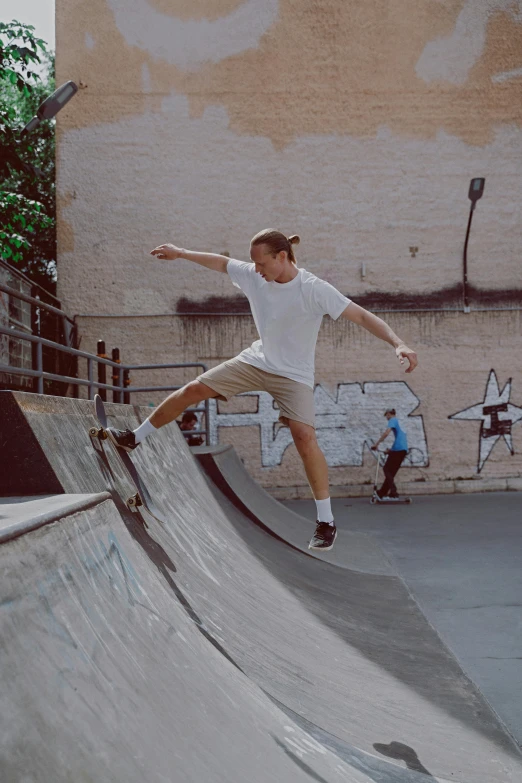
[0,325,210,445]
[0,262,78,397]
[0,258,63,306]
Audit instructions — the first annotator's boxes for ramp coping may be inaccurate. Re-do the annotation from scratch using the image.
[0,492,112,543]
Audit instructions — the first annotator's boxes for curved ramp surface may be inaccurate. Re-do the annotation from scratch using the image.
[1,392,521,782]
[0,496,372,783]
[194,445,394,575]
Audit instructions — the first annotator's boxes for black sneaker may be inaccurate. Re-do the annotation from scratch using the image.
[106,427,139,452]
[308,521,337,551]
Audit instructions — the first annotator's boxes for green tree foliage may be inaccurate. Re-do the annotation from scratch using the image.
[0,21,56,294]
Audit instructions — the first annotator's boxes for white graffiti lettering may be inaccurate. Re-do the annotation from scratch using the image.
[208,382,428,468]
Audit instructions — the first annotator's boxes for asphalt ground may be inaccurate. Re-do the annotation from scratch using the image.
[284,491,522,750]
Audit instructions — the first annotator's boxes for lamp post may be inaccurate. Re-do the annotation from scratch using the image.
[463,177,485,313]
[1,81,78,179]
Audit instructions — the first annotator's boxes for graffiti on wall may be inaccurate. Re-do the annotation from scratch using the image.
[449,369,522,473]
[208,381,428,469]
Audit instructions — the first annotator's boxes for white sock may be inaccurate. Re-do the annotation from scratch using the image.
[315,497,334,525]
[133,418,157,444]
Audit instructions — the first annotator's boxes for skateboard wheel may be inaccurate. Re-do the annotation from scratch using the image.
[370,496,377,504]
[89,427,99,437]
[406,498,412,504]
[127,493,143,510]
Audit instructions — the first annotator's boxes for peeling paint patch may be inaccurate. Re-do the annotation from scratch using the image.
[492,66,522,82]
[106,0,280,70]
[416,0,522,85]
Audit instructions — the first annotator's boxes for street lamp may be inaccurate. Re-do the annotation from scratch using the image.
[462,177,485,313]
[0,81,78,179]
[21,80,78,137]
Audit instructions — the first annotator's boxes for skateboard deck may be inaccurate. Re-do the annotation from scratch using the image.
[90,395,165,525]
[370,494,412,505]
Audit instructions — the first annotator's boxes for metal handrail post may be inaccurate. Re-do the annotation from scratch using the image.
[87,358,94,400]
[97,340,107,401]
[204,398,210,446]
[36,341,44,394]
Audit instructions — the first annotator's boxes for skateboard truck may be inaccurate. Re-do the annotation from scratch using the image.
[89,426,108,441]
[127,492,143,511]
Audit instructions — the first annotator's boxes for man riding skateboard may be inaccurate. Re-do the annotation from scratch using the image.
[108,230,418,551]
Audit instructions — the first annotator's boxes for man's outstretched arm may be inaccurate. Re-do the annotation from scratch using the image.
[340,302,418,373]
[150,243,229,273]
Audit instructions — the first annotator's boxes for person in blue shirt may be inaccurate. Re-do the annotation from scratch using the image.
[371,408,408,498]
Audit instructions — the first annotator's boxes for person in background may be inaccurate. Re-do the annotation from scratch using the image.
[371,408,408,498]
[177,410,204,447]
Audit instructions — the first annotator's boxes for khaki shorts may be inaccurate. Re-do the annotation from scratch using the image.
[197,356,315,429]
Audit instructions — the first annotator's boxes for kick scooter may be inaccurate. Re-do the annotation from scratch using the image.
[370,448,412,505]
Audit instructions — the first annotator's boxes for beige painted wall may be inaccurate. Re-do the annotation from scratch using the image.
[56,1,522,495]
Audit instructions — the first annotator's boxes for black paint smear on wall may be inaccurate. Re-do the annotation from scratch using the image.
[177,285,522,314]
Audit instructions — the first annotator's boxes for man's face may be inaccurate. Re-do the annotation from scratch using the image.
[385,412,393,421]
[181,419,197,430]
[250,243,286,282]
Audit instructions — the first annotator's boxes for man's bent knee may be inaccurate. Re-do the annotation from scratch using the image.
[289,421,318,451]
[183,380,218,405]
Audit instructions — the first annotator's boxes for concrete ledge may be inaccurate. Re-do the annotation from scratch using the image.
[0,492,112,543]
[266,477,522,500]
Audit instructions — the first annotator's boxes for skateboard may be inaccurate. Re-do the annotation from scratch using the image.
[89,394,165,525]
[370,447,412,505]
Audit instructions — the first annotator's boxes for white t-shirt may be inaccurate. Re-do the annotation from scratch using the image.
[227,259,351,388]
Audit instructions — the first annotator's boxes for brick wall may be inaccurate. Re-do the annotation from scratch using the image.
[56,0,522,495]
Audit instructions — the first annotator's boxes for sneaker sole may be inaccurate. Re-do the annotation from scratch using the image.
[308,542,335,551]
[308,531,337,551]
[106,429,137,453]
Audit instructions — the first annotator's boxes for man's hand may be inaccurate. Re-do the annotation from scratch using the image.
[396,344,418,374]
[150,243,184,260]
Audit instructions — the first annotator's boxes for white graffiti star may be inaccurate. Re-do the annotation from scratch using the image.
[449,370,522,473]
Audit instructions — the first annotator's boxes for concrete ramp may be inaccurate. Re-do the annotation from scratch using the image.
[1,494,372,783]
[194,444,394,575]
[1,392,521,783]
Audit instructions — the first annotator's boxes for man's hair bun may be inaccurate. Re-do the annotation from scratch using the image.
[250,229,300,262]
